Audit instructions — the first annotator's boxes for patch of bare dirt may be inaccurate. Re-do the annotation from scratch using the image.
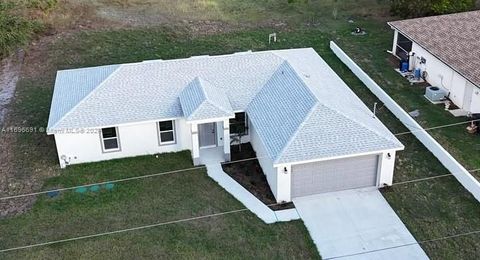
[0,125,38,218]
[0,50,24,127]
[0,38,59,219]
[222,143,294,210]
[0,130,58,218]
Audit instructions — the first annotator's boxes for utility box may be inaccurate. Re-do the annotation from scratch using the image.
[425,86,447,102]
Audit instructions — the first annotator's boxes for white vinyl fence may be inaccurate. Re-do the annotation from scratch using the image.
[330,41,480,202]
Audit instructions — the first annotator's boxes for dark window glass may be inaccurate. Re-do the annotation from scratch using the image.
[230,112,248,135]
[159,121,173,131]
[396,33,413,61]
[102,127,117,138]
[158,120,175,144]
[397,33,412,52]
[103,138,119,150]
[160,132,174,142]
[235,112,245,122]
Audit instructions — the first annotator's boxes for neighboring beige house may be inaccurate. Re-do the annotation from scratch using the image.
[47,48,404,202]
[388,10,480,114]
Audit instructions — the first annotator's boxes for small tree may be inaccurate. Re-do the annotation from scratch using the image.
[230,123,247,152]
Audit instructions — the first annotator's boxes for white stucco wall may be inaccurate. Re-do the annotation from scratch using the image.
[274,164,291,203]
[470,88,480,113]
[332,40,480,202]
[409,41,480,112]
[378,150,397,186]
[54,118,192,167]
[249,116,397,203]
[249,120,279,201]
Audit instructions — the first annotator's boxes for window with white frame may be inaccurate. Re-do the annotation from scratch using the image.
[101,127,120,152]
[158,120,176,145]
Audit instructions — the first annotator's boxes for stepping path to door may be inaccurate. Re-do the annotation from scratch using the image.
[205,163,278,223]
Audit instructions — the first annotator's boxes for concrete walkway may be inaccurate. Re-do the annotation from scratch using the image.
[200,147,300,223]
[205,163,278,224]
[293,188,429,260]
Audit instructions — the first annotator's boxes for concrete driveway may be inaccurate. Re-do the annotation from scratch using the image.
[293,188,429,260]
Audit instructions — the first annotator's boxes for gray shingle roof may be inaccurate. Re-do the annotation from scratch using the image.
[388,10,480,87]
[179,77,233,121]
[277,105,401,164]
[48,48,404,164]
[46,64,119,130]
[246,61,318,162]
[249,49,403,164]
[48,52,283,130]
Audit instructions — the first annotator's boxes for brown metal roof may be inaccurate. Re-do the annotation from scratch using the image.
[388,11,480,87]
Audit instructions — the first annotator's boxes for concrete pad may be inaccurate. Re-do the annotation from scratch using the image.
[274,208,300,222]
[448,108,469,117]
[199,147,225,165]
[293,189,429,260]
[205,164,277,224]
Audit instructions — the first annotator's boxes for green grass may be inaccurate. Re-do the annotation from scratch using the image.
[0,152,319,259]
[2,2,480,255]
[3,26,479,259]
[331,19,480,179]
[83,0,389,25]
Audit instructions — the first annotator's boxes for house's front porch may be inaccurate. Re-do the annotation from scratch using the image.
[190,119,231,166]
[199,146,225,165]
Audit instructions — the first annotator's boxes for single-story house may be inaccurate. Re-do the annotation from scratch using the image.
[47,48,404,202]
[388,11,480,114]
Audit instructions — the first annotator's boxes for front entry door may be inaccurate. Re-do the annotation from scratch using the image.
[199,123,216,148]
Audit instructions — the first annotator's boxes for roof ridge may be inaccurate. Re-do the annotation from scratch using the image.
[205,99,232,115]
[198,77,232,114]
[323,104,401,146]
[49,64,123,131]
[197,77,211,101]
[273,102,320,164]
[56,63,121,73]
[275,104,404,164]
[319,98,399,144]
[388,10,480,24]
[185,78,206,121]
[248,59,319,164]
[286,60,400,144]
[119,49,283,68]
[243,60,288,109]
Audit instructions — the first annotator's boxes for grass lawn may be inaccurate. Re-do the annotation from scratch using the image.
[0,27,478,259]
[331,19,480,180]
[0,151,319,259]
[1,0,480,256]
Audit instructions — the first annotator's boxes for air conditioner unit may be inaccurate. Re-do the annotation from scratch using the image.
[425,86,447,102]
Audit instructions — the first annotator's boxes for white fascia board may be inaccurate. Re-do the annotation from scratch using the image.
[48,117,181,134]
[186,116,235,125]
[273,147,404,167]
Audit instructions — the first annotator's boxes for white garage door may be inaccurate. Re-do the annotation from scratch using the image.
[291,155,379,198]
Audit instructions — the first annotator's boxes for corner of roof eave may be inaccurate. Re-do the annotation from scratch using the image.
[394,142,406,151]
[272,154,287,167]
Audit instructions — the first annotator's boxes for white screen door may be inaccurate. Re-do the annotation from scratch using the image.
[199,123,216,148]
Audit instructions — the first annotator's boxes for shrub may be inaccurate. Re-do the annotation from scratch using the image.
[0,13,38,57]
[390,0,476,18]
[0,0,57,57]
